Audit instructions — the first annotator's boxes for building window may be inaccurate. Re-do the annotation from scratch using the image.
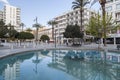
[116,4,120,9]
[106,6,112,11]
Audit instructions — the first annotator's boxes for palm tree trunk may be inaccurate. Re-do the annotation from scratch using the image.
[80,7,84,45]
[102,3,106,46]
[22,26,23,32]
[52,25,54,40]
[36,28,38,41]
[80,8,83,31]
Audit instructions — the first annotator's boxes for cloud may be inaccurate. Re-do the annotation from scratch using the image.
[0,0,9,4]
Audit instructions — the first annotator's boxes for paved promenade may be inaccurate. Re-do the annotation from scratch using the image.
[0,42,119,58]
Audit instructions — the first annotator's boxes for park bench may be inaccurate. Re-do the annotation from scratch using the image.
[117,44,120,50]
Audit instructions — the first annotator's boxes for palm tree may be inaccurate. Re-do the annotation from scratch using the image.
[33,23,42,41]
[90,0,113,46]
[72,0,89,31]
[20,23,25,32]
[48,20,57,40]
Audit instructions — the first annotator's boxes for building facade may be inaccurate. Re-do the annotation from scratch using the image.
[105,0,120,44]
[37,27,52,41]
[0,11,3,20]
[3,5,21,31]
[106,0,120,24]
[54,8,95,44]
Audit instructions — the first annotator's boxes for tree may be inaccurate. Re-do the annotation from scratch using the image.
[86,13,102,38]
[86,12,117,44]
[8,29,18,40]
[26,28,32,33]
[7,23,18,40]
[63,25,84,45]
[0,20,8,38]
[20,23,25,32]
[72,0,89,31]
[90,0,113,46]
[40,35,50,42]
[48,20,57,40]
[17,32,34,40]
[33,23,42,41]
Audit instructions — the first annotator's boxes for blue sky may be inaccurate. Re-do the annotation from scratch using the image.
[0,0,100,28]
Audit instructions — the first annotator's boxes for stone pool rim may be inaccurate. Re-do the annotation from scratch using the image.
[0,47,119,59]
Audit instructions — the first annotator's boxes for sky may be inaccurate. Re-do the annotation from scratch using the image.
[0,0,100,29]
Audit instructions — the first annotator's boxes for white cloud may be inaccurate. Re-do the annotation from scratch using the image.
[0,0,9,4]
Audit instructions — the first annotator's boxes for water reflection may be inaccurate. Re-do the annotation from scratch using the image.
[49,50,120,80]
[32,52,41,74]
[0,50,119,80]
[0,52,34,80]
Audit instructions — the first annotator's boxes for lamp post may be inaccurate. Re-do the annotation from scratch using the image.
[99,0,107,46]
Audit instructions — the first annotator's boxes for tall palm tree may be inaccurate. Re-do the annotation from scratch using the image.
[72,0,89,31]
[90,0,113,46]
[33,23,41,41]
[20,23,25,32]
[48,20,57,40]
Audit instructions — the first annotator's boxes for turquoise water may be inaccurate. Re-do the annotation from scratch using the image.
[0,50,120,80]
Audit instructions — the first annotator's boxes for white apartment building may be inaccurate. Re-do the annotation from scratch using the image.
[3,5,21,31]
[54,8,95,44]
[106,0,120,24]
[0,11,3,20]
[105,0,120,44]
[3,61,20,80]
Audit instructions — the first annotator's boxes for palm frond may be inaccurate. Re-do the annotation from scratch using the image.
[72,5,80,10]
[72,2,80,5]
[83,1,90,6]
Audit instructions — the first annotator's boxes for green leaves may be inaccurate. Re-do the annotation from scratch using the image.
[17,32,34,40]
[40,35,50,42]
[63,25,84,38]
[86,12,116,38]
[48,20,57,26]
[0,20,8,38]
[72,0,89,9]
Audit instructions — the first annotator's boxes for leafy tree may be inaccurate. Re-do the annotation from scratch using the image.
[86,13,102,38]
[26,28,32,33]
[7,24,19,40]
[8,29,18,40]
[0,20,8,38]
[72,0,89,31]
[33,23,42,41]
[48,20,57,40]
[63,25,84,45]
[64,25,73,38]
[86,12,118,43]
[40,35,50,42]
[90,0,113,46]
[17,32,34,40]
